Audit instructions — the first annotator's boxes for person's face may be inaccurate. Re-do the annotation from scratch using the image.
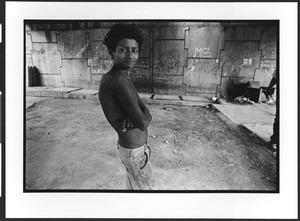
[111,38,139,69]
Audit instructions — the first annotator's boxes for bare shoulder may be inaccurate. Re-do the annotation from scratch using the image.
[111,73,131,90]
[100,73,120,87]
[99,74,109,92]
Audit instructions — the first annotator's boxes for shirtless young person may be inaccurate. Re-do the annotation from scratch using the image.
[99,23,156,190]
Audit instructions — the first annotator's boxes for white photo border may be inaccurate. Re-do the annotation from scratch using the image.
[6,2,298,219]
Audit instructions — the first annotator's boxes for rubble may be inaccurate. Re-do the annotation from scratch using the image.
[234,95,255,104]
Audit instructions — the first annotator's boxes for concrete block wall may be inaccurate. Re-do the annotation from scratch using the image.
[153,28,188,95]
[184,26,224,96]
[25,21,278,98]
[217,25,277,98]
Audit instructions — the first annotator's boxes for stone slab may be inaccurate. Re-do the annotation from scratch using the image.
[58,30,88,59]
[242,124,273,143]
[129,58,151,92]
[60,59,91,88]
[253,60,276,87]
[181,95,210,102]
[89,74,102,90]
[26,87,81,98]
[31,43,62,74]
[225,26,263,41]
[69,89,98,99]
[259,25,277,60]
[186,92,215,98]
[87,41,112,74]
[40,75,64,87]
[69,89,98,95]
[30,30,57,43]
[50,87,81,92]
[184,58,221,94]
[154,27,187,40]
[153,75,184,95]
[252,103,276,116]
[145,99,207,107]
[220,41,261,78]
[153,87,185,96]
[88,83,100,91]
[87,28,109,41]
[26,32,33,54]
[139,28,151,58]
[26,86,55,91]
[153,40,187,76]
[186,26,225,58]
[153,94,181,101]
[138,93,153,100]
[212,102,275,125]
[25,56,33,87]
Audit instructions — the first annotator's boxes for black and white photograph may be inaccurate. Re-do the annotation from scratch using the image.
[1,2,4,212]
[0,91,2,197]
[4,1,298,219]
[0,21,3,199]
[25,20,279,192]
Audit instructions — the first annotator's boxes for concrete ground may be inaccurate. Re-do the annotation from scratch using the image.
[25,87,277,191]
[212,101,276,145]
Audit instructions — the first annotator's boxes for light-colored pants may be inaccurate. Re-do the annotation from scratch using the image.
[117,142,156,190]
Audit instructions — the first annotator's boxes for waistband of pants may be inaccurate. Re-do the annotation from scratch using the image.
[117,142,147,158]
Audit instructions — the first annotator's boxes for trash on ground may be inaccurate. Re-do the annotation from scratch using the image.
[234,95,255,104]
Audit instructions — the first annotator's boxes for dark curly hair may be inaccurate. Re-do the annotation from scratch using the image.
[103,23,144,54]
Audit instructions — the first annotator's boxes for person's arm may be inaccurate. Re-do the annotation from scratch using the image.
[267,77,277,90]
[113,76,151,131]
[137,95,152,123]
[125,80,152,127]
[120,93,152,131]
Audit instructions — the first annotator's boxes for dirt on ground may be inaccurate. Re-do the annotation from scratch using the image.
[26,98,277,191]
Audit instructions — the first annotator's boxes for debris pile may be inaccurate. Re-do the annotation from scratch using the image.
[233,96,255,104]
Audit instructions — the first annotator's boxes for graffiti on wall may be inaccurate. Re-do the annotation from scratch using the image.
[32,47,46,55]
[58,30,88,59]
[62,42,89,58]
[88,44,113,74]
[128,59,151,91]
[193,47,211,58]
[76,42,90,58]
[31,43,62,74]
[185,58,219,76]
[220,42,261,78]
[184,59,221,92]
[153,50,186,75]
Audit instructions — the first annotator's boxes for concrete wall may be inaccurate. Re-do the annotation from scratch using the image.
[25,21,278,98]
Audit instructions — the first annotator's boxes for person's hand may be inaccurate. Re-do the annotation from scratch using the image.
[121,116,135,132]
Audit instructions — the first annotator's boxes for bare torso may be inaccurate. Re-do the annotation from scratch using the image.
[99,71,148,149]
